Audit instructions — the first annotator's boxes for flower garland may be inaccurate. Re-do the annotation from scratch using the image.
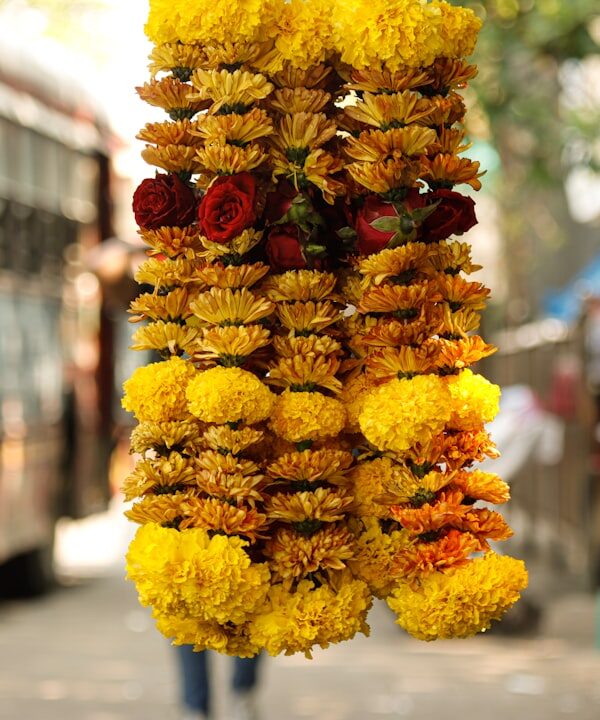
[122,0,527,657]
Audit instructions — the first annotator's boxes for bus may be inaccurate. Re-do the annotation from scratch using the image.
[0,40,116,593]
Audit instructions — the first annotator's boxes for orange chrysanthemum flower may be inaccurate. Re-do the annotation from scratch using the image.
[271,112,337,153]
[267,354,342,393]
[129,421,204,456]
[420,154,485,191]
[196,469,266,504]
[430,336,497,374]
[182,497,269,541]
[428,240,482,276]
[135,257,199,289]
[267,449,353,484]
[202,426,264,455]
[451,470,510,505]
[130,321,200,357]
[346,157,422,194]
[194,108,274,146]
[417,93,466,128]
[189,69,274,112]
[196,142,269,176]
[141,144,203,174]
[136,78,209,119]
[195,262,269,289]
[137,119,203,147]
[265,525,355,581]
[436,275,490,313]
[391,529,481,582]
[139,226,203,259]
[347,67,431,94]
[270,63,332,90]
[425,58,478,95]
[276,300,340,334]
[148,43,206,78]
[125,493,197,527]
[356,243,431,286]
[403,429,499,472]
[122,453,198,501]
[345,90,435,130]
[345,127,437,163]
[365,345,437,381]
[272,334,342,359]
[194,325,271,365]
[196,450,260,477]
[267,87,331,114]
[190,287,274,326]
[429,127,472,157]
[358,282,436,316]
[271,148,345,203]
[262,270,338,303]
[129,287,194,324]
[265,487,353,523]
[437,307,481,338]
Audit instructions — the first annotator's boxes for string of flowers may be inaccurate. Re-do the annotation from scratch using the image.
[120,0,528,658]
[333,2,528,639]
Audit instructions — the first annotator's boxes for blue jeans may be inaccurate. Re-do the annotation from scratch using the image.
[175,645,261,714]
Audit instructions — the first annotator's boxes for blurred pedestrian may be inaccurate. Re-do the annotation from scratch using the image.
[176,645,262,720]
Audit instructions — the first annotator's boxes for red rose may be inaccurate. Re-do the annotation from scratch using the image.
[264,182,297,224]
[419,189,478,242]
[265,224,307,272]
[132,174,197,229]
[198,172,257,243]
[355,191,425,255]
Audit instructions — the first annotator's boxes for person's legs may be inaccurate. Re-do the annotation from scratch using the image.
[175,644,211,717]
[231,655,262,720]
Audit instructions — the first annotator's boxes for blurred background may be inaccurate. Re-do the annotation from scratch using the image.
[0,1,600,719]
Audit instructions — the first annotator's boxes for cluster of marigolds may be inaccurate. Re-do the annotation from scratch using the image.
[122,0,528,657]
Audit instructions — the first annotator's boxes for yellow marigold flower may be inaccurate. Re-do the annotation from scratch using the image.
[430,336,497,374]
[270,63,332,90]
[452,470,510,505]
[139,226,203,259]
[430,0,483,59]
[190,68,273,111]
[267,449,353,484]
[137,119,203,147]
[267,87,331,115]
[268,354,342,394]
[271,148,346,204]
[339,372,378,433]
[366,345,437,382]
[141,144,203,174]
[436,274,490,313]
[425,57,478,95]
[446,369,500,430]
[126,523,270,624]
[136,78,209,119]
[428,240,482,276]
[271,112,337,155]
[197,469,266,504]
[250,575,371,657]
[347,157,422,194]
[130,321,200,357]
[135,257,198,289]
[357,243,431,286]
[345,127,437,163]
[196,262,268,289]
[345,91,435,131]
[122,356,196,422]
[271,0,334,70]
[129,287,193,324]
[266,487,353,523]
[262,270,338,303]
[421,154,485,192]
[350,458,399,520]
[265,524,355,581]
[199,229,263,261]
[270,390,346,443]
[148,43,206,78]
[194,325,271,365]
[360,374,452,454]
[273,334,342,359]
[125,493,196,527]
[191,287,274,326]
[347,67,431,94]
[276,300,340,334]
[392,529,482,582]
[194,109,273,146]
[146,0,279,46]
[183,497,269,541]
[387,553,528,641]
[203,425,264,455]
[122,453,198,501]
[358,282,434,317]
[187,366,276,425]
[196,142,269,176]
[156,615,261,658]
[350,518,410,597]
[129,421,204,456]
